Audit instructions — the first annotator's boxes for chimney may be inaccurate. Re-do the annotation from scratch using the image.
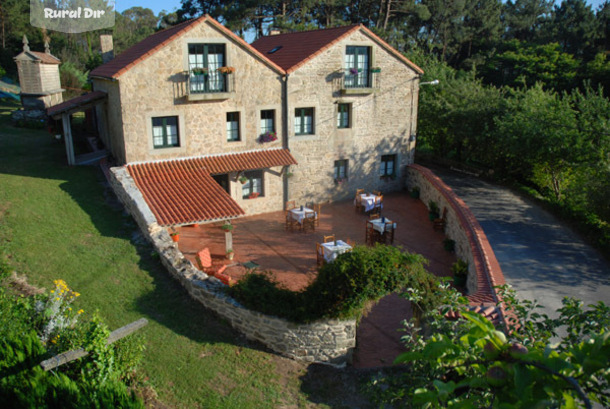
[100,34,114,64]
[269,28,281,36]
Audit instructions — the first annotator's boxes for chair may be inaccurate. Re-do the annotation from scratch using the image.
[323,234,335,243]
[365,221,377,245]
[373,195,383,212]
[303,212,316,232]
[384,221,396,244]
[369,212,380,220]
[196,248,227,277]
[285,211,298,232]
[355,188,364,196]
[354,195,364,213]
[346,238,355,247]
[312,203,321,227]
[285,200,296,210]
[316,242,325,266]
[433,208,448,231]
[373,190,381,196]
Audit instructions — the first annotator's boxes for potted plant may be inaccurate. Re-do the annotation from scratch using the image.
[217,66,236,74]
[221,223,233,232]
[191,67,208,75]
[410,186,420,199]
[248,192,260,199]
[226,249,234,260]
[258,131,277,144]
[170,230,179,242]
[371,66,381,73]
[428,200,440,221]
[452,259,468,287]
[443,238,455,252]
[238,175,248,184]
[349,67,360,75]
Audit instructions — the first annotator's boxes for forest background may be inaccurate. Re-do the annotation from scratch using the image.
[1,0,609,255]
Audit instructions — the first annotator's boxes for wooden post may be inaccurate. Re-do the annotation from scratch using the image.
[61,113,75,166]
[40,318,148,371]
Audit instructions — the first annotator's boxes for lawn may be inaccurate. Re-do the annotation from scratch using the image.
[0,100,368,408]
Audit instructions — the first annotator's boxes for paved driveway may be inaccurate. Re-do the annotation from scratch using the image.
[430,166,610,318]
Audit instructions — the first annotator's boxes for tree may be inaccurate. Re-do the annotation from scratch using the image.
[502,0,553,42]
[368,284,610,408]
[551,0,600,60]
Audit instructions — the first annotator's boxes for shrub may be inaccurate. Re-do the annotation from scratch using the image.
[443,238,455,252]
[229,245,435,323]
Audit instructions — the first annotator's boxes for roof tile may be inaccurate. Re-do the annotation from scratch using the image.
[127,149,297,226]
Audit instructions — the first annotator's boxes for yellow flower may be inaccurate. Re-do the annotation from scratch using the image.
[78,309,84,314]
[74,293,80,297]
[55,298,60,301]
[50,290,54,294]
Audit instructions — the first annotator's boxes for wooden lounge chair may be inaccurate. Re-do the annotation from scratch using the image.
[196,248,228,278]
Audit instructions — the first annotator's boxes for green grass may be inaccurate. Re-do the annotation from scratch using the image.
[0,100,318,408]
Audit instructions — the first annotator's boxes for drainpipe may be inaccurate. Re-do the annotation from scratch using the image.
[282,73,290,207]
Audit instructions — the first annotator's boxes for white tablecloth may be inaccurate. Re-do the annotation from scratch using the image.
[289,207,315,224]
[370,218,396,234]
[321,240,352,263]
[357,194,382,212]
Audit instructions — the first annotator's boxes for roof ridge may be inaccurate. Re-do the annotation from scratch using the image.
[258,24,360,38]
[126,147,290,167]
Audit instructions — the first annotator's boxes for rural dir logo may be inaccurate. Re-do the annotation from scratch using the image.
[30,0,115,33]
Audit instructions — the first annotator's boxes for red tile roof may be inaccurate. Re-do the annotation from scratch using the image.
[251,25,423,74]
[30,51,61,64]
[251,25,358,72]
[47,91,107,117]
[90,15,284,80]
[126,149,297,226]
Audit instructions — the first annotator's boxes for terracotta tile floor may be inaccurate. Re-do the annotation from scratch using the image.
[174,192,456,368]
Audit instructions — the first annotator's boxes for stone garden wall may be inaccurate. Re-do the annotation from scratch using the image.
[406,164,506,306]
[109,165,356,365]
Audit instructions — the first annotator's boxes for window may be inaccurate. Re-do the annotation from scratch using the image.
[188,43,226,93]
[152,116,179,148]
[226,112,240,142]
[294,108,314,135]
[337,103,351,128]
[345,46,370,88]
[242,170,264,199]
[379,154,396,177]
[260,110,275,134]
[334,159,348,182]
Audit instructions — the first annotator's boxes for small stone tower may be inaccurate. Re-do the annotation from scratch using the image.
[13,35,64,110]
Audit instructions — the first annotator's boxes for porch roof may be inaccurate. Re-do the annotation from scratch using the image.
[126,149,297,226]
[47,91,107,118]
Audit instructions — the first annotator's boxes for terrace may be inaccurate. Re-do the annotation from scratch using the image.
[172,192,457,368]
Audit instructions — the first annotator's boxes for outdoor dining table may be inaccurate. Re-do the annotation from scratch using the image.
[369,217,396,234]
[289,206,315,224]
[356,193,382,213]
[321,240,352,263]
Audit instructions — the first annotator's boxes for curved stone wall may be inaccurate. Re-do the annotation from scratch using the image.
[108,165,356,365]
[406,164,506,306]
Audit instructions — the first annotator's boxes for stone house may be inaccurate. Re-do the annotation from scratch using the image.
[48,15,423,227]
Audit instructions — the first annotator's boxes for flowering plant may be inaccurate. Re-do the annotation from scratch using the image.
[258,131,277,143]
[217,66,236,74]
[349,67,360,75]
[248,192,260,199]
[34,279,83,347]
[192,67,208,75]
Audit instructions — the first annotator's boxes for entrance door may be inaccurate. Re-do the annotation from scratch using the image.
[212,174,230,194]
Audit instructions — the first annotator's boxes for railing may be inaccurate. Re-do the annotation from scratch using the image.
[340,69,380,91]
[187,70,235,95]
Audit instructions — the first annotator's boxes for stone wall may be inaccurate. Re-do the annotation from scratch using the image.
[286,29,420,205]
[406,164,505,305]
[109,165,357,365]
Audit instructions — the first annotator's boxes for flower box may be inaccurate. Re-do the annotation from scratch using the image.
[371,67,381,73]
[217,66,236,74]
[191,67,208,75]
[221,223,234,232]
[248,192,260,199]
[258,131,277,144]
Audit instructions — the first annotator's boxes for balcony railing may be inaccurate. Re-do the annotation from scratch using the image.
[340,69,380,94]
[186,70,235,101]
